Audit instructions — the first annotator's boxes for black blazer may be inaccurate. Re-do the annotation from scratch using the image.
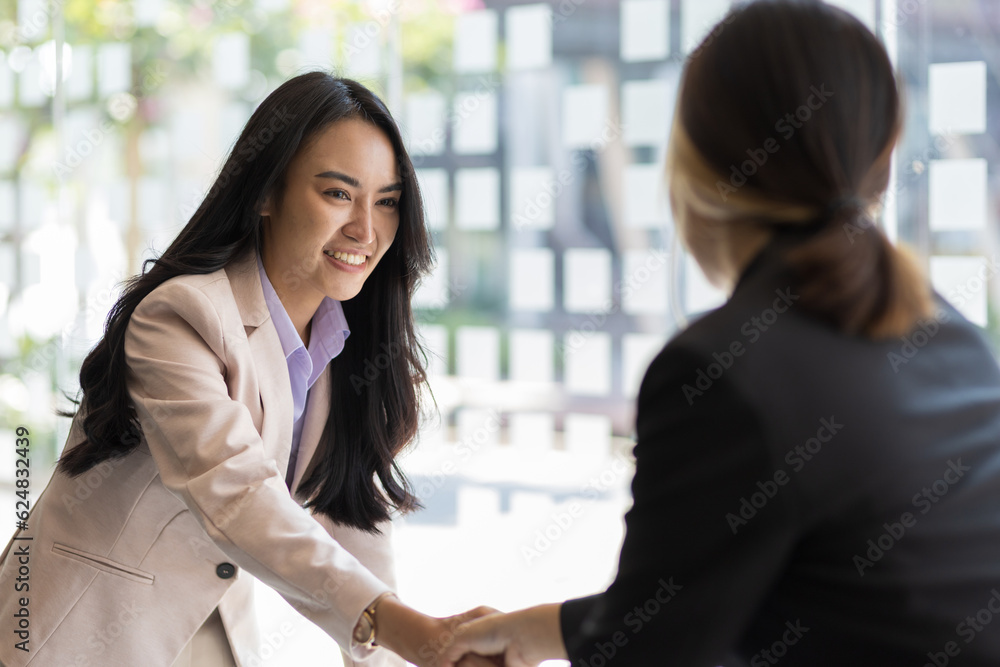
[561,234,1000,666]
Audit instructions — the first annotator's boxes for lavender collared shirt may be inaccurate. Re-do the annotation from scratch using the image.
[256,252,350,489]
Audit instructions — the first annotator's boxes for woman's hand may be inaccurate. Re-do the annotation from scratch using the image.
[441,603,567,667]
[372,596,501,666]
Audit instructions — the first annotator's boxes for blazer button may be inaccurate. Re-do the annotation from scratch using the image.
[216,562,237,579]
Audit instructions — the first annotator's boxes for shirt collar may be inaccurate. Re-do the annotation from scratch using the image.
[256,250,350,376]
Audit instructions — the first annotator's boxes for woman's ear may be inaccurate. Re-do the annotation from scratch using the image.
[259,193,273,218]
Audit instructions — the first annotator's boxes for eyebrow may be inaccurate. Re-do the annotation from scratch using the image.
[314,170,403,194]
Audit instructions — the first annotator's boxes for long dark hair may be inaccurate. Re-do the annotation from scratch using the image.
[58,72,432,532]
[669,0,932,338]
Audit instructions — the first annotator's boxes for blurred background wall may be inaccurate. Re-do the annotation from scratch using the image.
[0,0,998,664]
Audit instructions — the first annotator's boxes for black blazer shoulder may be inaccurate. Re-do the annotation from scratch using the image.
[561,236,1000,666]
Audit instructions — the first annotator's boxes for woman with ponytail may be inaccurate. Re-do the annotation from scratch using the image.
[0,73,492,667]
[444,2,1000,665]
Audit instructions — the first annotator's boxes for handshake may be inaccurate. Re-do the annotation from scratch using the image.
[373,597,567,667]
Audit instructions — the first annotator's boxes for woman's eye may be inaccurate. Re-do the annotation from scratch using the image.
[379,198,399,209]
[325,190,350,200]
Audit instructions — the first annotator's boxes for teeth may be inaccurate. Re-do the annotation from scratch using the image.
[325,250,366,266]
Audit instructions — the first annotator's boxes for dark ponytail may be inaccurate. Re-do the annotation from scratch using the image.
[671,0,933,338]
[784,203,932,337]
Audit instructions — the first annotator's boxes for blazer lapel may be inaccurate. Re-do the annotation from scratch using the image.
[225,249,294,476]
[291,364,331,500]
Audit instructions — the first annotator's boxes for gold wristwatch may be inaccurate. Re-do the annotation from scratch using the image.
[353,592,397,649]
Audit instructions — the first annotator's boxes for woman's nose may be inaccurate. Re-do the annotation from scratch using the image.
[343,204,376,245]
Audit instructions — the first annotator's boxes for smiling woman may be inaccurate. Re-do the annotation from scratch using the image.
[260,118,403,343]
[0,73,493,667]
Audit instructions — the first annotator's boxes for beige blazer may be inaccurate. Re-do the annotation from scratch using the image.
[0,250,405,667]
